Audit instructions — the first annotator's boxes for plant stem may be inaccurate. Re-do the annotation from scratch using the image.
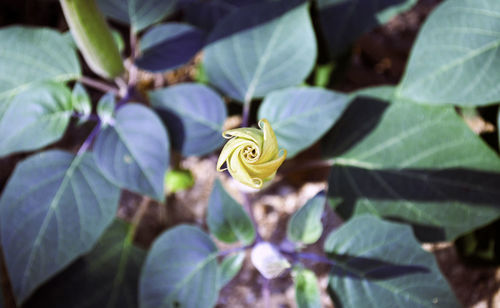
[262,278,271,308]
[242,192,262,242]
[242,101,251,127]
[218,245,252,257]
[126,196,151,244]
[128,31,139,87]
[80,76,119,95]
[115,85,134,109]
[77,121,101,156]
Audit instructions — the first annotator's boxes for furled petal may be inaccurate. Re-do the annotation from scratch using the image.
[217,119,286,189]
[217,138,251,171]
[258,119,279,162]
[228,148,262,188]
[245,149,287,180]
[223,127,263,146]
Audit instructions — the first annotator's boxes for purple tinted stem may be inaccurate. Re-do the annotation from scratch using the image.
[297,252,336,265]
[116,85,134,109]
[241,101,251,127]
[218,244,252,257]
[242,192,262,242]
[77,121,101,156]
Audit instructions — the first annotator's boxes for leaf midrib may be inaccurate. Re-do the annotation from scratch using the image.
[403,28,500,95]
[20,153,84,296]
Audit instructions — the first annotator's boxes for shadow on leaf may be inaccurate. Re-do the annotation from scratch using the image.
[328,166,500,241]
[326,252,429,308]
[327,252,429,280]
[322,96,389,158]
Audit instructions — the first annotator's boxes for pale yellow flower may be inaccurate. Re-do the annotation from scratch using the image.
[251,242,290,279]
[217,119,287,189]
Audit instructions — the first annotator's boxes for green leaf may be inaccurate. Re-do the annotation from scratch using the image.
[353,85,396,102]
[97,0,178,33]
[0,96,13,121]
[94,104,169,201]
[97,92,115,127]
[204,1,316,103]
[0,26,81,99]
[0,83,73,157]
[207,180,255,245]
[324,215,459,308]
[287,192,325,245]
[218,252,245,290]
[317,0,416,57]
[139,225,219,308]
[136,23,205,73]
[150,83,227,156]
[335,102,500,170]
[325,96,500,241]
[0,150,120,304]
[24,220,145,308]
[111,30,125,53]
[321,87,393,159]
[399,0,500,106]
[258,87,349,158]
[293,268,321,308]
[72,82,92,118]
[165,169,195,193]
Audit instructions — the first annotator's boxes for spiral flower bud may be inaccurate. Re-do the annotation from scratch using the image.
[217,119,287,189]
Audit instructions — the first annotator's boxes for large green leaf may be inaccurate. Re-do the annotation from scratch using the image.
[136,23,205,73]
[207,179,255,245]
[204,0,316,103]
[287,192,325,245]
[258,87,349,158]
[317,0,416,57]
[97,0,178,33]
[321,87,393,159]
[0,26,81,99]
[335,102,500,170]
[94,104,169,201]
[293,267,321,308]
[0,150,120,304]
[325,95,500,241]
[24,220,145,308]
[399,0,500,106]
[0,83,73,157]
[325,215,459,308]
[149,83,226,156]
[139,225,219,308]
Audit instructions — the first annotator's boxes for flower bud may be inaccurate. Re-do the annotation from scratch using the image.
[251,242,290,279]
[60,0,125,79]
[217,119,286,189]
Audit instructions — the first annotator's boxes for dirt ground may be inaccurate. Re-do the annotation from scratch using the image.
[1,0,500,307]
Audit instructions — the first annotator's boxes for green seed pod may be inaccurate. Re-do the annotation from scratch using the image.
[60,0,125,79]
